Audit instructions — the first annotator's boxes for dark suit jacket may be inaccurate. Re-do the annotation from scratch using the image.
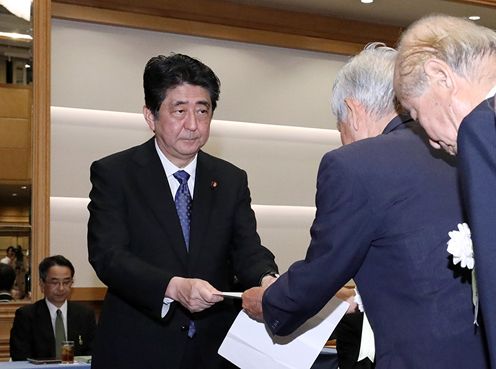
[457,97,496,367]
[10,299,96,360]
[87,138,277,369]
[0,292,13,302]
[334,312,374,369]
[263,116,489,369]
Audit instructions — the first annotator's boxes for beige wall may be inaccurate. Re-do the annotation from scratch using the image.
[50,19,345,286]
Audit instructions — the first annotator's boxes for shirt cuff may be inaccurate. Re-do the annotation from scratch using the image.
[259,271,279,286]
[161,297,174,318]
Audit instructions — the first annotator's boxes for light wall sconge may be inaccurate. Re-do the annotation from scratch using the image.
[0,31,33,41]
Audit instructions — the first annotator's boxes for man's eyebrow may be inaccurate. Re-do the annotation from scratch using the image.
[171,100,187,107]
[170,100,210,107]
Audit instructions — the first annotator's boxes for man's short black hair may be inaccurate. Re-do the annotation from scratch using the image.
[0,263,16,291]
[143,53,221,118]
[39,255,75,282]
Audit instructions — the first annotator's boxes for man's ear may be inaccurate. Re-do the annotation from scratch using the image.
[39,279,45,294]
[143,106,156,132]
[344,98,364,132]
[424,59,455,91]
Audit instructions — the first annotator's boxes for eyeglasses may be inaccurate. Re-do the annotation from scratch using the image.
[44,279,73,288]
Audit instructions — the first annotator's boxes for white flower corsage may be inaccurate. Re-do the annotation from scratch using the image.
[447,223,474,269]
[447,222,478,325]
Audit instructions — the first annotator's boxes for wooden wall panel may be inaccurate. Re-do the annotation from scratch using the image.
[0,86,31,119]
[0,302,29,362]
[0,119,30,148]
[51,1,402,55]
[0,86,31,182]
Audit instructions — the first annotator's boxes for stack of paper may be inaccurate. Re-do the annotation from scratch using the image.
[218,297,348,369]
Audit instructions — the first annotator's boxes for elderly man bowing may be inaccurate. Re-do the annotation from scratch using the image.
[242,43,489,369]
[393,14,496,367]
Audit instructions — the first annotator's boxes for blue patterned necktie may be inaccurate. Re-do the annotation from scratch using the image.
[173,170,192,251]
[173,170,196,338]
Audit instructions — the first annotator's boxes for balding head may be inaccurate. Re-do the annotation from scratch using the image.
[394,14,496,154]
[395,14,496,102]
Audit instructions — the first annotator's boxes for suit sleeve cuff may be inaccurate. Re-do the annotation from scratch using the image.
[161,297,174,318]
[259,271,279,286]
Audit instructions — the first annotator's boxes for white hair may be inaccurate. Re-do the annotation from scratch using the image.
[395,14,496,99]
[331,42,398,125]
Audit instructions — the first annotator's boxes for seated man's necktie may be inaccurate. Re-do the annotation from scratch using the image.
[55,309,66,358]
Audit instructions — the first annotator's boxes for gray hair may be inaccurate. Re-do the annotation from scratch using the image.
[395,14,496,100]
[331,42,398,125]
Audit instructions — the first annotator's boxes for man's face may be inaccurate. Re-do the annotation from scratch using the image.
[401,86,460,155]
[144,83,212,167]
[40,265,73,307]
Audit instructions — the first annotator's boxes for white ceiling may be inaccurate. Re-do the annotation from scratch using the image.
[232,0,496,29]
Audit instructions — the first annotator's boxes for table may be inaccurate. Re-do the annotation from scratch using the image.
[0,362,90,369]
[311,347,339,369]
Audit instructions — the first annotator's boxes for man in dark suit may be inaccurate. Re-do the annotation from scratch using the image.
[10,255,96,360]
[87,53,278,369]
[243,44,489,368]
[0,263,15,302]
[394,14,496,367]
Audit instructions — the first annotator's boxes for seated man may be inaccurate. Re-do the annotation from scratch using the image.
[10,255,97,361]
[0,263,16,302]
[1,246,16,267]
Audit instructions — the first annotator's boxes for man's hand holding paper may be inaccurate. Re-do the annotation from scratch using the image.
[242,286,266,321]
[165,276,224,313]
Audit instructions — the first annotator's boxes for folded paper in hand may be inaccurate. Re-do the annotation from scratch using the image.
[218,296,348,369]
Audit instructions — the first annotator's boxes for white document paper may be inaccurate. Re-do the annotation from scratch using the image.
[215,292,243,299]
[218,296,348,369]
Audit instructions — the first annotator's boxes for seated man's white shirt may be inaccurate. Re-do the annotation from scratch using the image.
[46,299,68,338]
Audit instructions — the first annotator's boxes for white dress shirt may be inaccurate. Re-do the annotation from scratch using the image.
[154,140,197,317]
[45,299,68,338]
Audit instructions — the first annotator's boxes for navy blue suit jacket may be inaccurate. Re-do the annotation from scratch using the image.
[458,96,496,368]
[263,116,488,369]
[88,138,277,369]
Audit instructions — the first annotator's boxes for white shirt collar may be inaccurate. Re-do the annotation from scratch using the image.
[154,140,197,199]
[485,85,496,99]
[154,139,197,179]
[45,298,68,317]
[46,298,68,337]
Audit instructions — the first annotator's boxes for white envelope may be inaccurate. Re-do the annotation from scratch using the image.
[218,296,348,369]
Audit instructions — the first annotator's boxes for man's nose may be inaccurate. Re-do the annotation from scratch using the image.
[184,111,198,130]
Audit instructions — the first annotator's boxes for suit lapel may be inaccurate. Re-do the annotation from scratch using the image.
[188,151,216,268]
[37,301,56,356]
[131,138,188,267]
[67,302,74,341]
[66,302,78,344]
